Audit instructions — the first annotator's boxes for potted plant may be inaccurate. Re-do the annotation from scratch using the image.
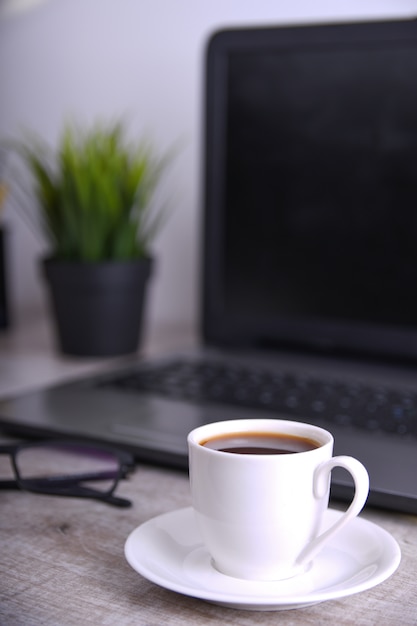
[12,121,170,356]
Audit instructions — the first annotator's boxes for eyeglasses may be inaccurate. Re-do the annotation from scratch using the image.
[0,440,136,507]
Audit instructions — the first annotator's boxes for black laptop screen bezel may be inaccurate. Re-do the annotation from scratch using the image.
[202,17,417,362]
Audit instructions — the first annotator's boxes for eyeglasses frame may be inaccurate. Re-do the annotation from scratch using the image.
[0,440,136,507]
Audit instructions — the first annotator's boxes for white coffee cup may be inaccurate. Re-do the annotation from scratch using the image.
[188,418,369,581]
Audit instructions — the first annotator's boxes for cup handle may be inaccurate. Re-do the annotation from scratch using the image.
[296,455,369,568]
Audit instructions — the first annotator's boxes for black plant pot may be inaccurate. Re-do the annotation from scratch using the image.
[43,257,153,357]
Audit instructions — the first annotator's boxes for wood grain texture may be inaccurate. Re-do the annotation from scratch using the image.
[1,460,415,626]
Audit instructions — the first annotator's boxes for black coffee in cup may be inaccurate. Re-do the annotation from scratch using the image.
[201,431,320,455]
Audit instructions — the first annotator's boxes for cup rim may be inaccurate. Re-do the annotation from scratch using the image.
[188,418,333,457]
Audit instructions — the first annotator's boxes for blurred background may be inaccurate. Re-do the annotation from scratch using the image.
[1,0,416,336]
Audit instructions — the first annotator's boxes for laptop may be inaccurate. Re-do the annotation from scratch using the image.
[1,17,417,514]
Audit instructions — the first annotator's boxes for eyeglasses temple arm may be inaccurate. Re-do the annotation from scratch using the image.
[0,479,20,489]
[44,483,132,507]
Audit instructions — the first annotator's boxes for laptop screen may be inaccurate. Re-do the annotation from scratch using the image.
[203,18,417,361]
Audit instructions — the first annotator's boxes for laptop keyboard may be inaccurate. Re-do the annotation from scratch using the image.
[102,359,417,437]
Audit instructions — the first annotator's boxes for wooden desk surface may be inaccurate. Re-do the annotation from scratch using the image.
[0,318,416,624]
[0,458,416,626]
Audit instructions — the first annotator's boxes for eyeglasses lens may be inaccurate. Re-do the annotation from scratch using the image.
[15,444,119,494]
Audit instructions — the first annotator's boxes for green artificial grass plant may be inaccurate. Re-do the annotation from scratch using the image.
[14,121,169,262]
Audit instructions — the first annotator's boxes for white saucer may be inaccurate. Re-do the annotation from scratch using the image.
[124,507,401,611]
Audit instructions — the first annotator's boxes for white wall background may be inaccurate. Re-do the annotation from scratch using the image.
[1,0,417,335]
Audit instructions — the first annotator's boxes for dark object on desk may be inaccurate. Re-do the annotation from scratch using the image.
[0,228,9,329]
[1,18,417,514]
[43,256,152,357]
[0,440,135,507]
